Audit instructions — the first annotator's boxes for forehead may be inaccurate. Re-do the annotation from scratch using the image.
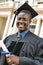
[17,12,30,18]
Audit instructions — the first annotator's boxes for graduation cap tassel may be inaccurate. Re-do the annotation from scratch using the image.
[12,11,17,27]
[12,14,16,27]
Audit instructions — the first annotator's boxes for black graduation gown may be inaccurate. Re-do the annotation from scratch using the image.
[1,31,43,65]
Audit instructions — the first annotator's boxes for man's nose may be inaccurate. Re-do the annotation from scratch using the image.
[20,19,23,22]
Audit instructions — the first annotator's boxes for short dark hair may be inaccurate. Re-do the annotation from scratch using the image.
[19,10,32,20]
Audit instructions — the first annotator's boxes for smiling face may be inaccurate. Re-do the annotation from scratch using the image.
[16,12,31,32]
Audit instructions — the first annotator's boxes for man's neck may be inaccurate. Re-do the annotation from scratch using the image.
[19,29,28,33]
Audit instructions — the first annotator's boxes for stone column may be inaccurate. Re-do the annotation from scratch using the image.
[39,19,43,38]
[34,18,42,36]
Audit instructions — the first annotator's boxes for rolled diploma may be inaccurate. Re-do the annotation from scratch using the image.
[0,40,9,52]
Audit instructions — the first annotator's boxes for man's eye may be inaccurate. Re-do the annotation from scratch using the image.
[17,18,21,20]
[23,18,27,21]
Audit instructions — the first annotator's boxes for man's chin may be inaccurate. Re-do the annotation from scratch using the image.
[19,29,27,32]
[19,29,24,32]
[18,27,24,30]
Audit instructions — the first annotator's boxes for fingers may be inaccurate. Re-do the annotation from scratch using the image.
[6,55,12,65]
[6,55,19,65]
[6,55,15,65]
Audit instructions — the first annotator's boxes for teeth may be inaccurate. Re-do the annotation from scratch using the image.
[19,24,24,27]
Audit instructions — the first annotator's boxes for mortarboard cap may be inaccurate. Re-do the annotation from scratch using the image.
[14,2,38,18]
[12,2,38,27]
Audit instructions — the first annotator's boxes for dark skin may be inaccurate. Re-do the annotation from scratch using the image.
[6,12,31,65]
[16,12,31,32]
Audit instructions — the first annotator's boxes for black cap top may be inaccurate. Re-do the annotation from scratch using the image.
[14,2,38,19]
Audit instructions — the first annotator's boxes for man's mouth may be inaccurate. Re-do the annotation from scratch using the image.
[18,23,24,28]
[19,24,24,28]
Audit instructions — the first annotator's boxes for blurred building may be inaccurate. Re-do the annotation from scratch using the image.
[0,0,43,40]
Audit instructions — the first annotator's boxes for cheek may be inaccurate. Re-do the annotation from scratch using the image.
[16,21,19,27]
[24,22,29,26]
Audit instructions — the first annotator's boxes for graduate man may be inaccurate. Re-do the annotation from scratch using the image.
[3,2,43,65]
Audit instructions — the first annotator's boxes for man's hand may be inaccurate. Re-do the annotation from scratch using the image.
[6,55,19,65]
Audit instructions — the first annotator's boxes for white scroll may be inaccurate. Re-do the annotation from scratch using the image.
[0,40,9,52]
